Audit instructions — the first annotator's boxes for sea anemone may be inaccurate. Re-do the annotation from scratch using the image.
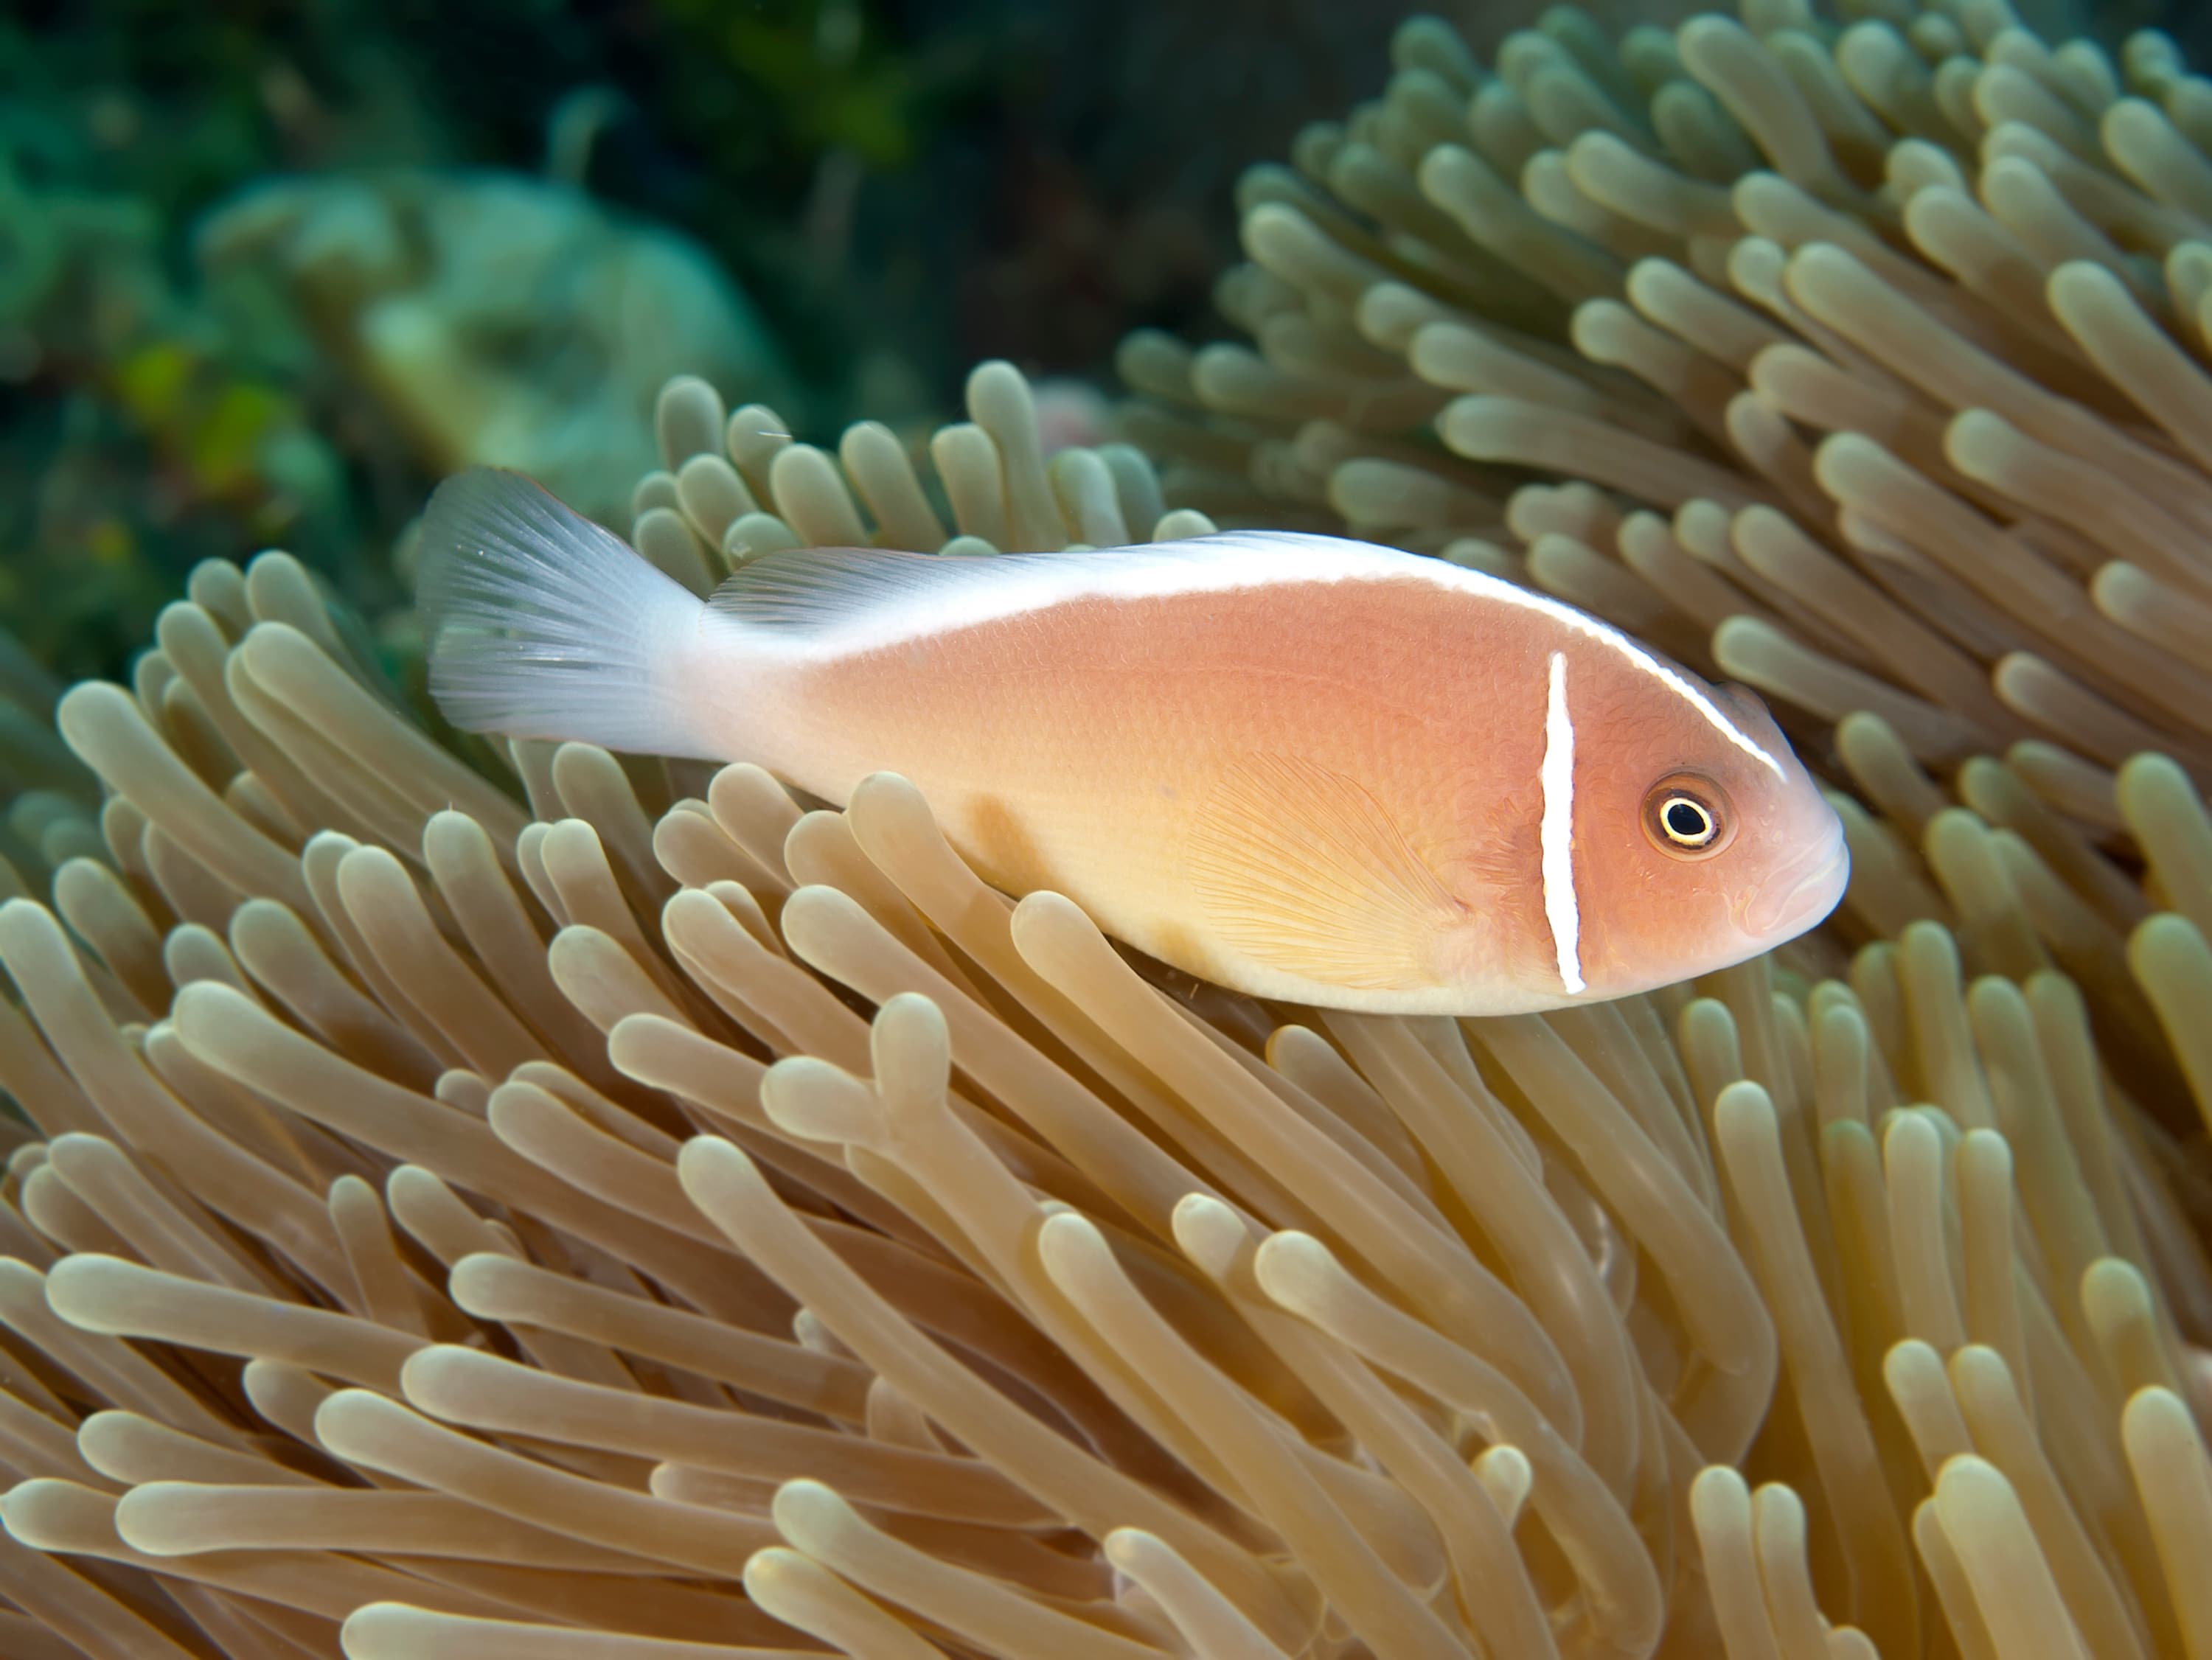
[0,358,2198,1659]
[4,0,2212,1653]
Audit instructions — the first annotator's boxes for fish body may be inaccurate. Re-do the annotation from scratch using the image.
[419,468,1847,1014]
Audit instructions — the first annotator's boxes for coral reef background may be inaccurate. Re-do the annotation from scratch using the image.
[15,0,2196,686]
[3,0,1450,684]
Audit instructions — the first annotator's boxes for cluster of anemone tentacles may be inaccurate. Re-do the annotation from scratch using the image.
[1120,0,2212,806]
[0,8,2209,1660]
[0,360,2201,1660]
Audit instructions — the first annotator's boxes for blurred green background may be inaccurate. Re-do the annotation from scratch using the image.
[0,0,2178,683]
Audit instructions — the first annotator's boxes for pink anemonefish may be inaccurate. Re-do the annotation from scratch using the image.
[418,467,1847,1015]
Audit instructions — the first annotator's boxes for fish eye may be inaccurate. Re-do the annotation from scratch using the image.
[1642,775,1733,859]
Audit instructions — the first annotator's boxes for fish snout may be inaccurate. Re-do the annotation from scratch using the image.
[1740,831,1850,940]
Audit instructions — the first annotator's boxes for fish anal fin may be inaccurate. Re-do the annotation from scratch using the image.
[1185,753,1465,993]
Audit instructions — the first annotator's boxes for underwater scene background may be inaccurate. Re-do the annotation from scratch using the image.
[5,0,1513,683]
[10,0,2212,1656]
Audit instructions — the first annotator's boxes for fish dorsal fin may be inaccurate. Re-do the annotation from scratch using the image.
[1185,753,1467,993]
[707,543,1203,646]
[703,531,1402,653]
[707,546,1020,637]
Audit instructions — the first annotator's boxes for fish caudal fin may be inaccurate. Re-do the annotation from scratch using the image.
[416,468,723,758]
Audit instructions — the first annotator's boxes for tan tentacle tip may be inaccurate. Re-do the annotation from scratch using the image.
[1169,1191,1252,1276]
[758,1055,882,1147]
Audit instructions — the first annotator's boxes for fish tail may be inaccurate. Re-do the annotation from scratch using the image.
[415,467,726,758]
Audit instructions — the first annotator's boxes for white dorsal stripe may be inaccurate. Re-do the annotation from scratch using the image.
[723,529,1783,775]
[1540,652,1585,996]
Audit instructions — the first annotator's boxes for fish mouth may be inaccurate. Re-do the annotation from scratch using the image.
[1740,832,1850,940]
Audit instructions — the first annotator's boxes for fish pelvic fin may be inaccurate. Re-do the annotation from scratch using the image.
[1185,752,1467,994]
[416,468,726,758]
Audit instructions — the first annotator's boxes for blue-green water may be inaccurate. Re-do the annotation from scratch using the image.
[2,0,2193,681]
[0,0,1436,678]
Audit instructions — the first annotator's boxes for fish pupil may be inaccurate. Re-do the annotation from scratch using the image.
[1663,799,1711,843]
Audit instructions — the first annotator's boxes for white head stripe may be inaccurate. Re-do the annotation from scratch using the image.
[1539,652,1584,996]
[745,530,1784,775]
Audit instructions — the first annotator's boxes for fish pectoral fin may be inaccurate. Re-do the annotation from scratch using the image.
[1185,753,1464,993]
